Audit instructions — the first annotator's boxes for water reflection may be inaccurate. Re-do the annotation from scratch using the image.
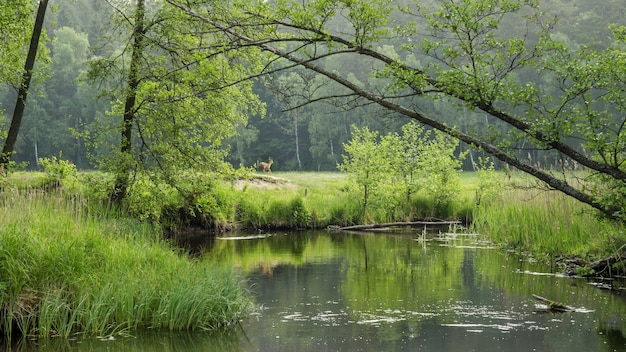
[11,230,626,351]
[227,231,626,352]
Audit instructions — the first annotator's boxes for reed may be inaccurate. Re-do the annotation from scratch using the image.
[471,175,621,259]
[0,186,252,339]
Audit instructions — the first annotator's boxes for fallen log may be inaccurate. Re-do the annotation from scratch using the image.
[587,253,625,275]
[532,294,574,312]
[328,220,462,231]
[563,253,625,277]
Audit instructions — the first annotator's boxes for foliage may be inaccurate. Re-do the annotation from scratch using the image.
[339,126,388,220]
[38,156,78,190]
[83,0,265,205]
[403,123,468,205]
[0,1,36,85]
[473,156,505,206]
[0,186,252,339]
[340,122,466,222]
[156,0,626,225]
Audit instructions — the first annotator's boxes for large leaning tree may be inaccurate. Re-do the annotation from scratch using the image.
[87,0,264,202]
[167,0,626,223]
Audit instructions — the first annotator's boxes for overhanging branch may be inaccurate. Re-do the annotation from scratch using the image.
[165,0,619,220]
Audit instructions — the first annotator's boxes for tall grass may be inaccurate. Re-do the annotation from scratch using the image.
[235,180,318,229]
[0,186,252,339]
[471,174,623,259]
[246,172,472,228]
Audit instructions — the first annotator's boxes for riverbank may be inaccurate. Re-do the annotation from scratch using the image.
[254,172,623,268]
[1,169,623,340]
[0,184,253,340]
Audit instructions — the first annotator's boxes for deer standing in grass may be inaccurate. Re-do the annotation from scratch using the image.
[259,157,273,173]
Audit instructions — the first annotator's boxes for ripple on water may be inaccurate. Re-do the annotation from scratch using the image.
[273,297,595,334]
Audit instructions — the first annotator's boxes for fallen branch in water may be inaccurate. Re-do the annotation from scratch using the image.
[532,294,573,312]
[586,253,625,275]
[563,252,626,277]
[328,220,462,231]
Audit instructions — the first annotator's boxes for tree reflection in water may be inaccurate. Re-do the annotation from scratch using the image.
[14,230,626,352]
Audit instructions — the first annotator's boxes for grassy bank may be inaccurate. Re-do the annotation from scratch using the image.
[0,184,252,339]
[2,168,623,340]
[251,172,623,261]
[233,172,474,229]
[469,172,624,261]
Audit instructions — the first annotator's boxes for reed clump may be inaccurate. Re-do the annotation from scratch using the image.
[471,172,622,260]
[0,185,252,340]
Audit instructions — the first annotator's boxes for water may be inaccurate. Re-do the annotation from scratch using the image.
[14,230,626,351]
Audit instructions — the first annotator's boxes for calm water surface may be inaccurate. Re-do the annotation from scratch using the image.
[17,230,626,351]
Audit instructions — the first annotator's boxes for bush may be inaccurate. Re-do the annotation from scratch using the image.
[339,122,466,221]
[289,196,311,228]
[38,156,78,190]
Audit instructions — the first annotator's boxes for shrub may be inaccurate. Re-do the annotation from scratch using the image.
[38,156,78,190]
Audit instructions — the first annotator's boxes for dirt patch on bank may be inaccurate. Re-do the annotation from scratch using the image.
[234,175,297,191]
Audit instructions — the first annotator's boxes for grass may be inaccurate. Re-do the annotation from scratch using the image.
[0,184,253,340]
[470,171,623,260]
[1,168,623,340]
[246,171,473,227]
[233,172,361,229]
[275,172,361,226]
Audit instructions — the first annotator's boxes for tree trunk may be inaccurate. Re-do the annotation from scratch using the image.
[111,0,146,203]
[294,114,302,170]
[1,0,48,167]
[331,220,462,231]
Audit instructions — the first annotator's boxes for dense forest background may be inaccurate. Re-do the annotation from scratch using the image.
[0,0,622,171]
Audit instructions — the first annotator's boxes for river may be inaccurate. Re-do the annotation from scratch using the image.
[14,230,626,351]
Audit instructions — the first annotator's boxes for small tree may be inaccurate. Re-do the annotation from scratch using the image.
[339,126,386,221]
[341,122,466,222]
[415,129,467,206]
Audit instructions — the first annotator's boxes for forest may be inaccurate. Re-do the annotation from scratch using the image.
[0,0,622,171]
[1,0,626,220]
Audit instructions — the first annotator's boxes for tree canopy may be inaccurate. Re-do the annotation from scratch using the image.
[164,0,626,221]
[2,0,626,221]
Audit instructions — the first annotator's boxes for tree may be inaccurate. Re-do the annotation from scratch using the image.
[87,0,264,202]
[1,0,49,168]
[408,125,466,205]
[111,0,146,202]
[168,0,626,222]
[340,122,465,222]
[15,26,93,168]
[340,126,388,220]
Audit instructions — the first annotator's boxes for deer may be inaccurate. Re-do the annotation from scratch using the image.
[258,157,274,174]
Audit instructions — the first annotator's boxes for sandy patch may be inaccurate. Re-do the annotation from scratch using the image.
[234,175,297,191]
